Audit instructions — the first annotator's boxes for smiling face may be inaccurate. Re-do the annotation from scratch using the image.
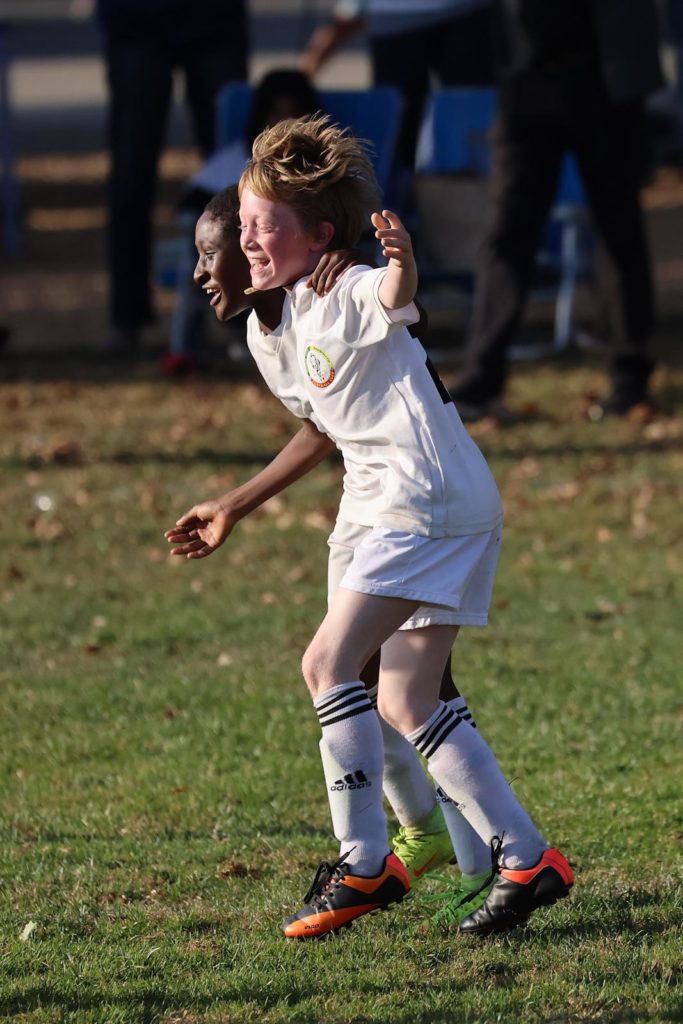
[239,187,331,291]
[193,212,252,321]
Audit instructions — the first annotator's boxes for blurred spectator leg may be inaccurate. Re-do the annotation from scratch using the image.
[166,29,248,366]
[574,101,656,410]
[426,5,495,89]
[452,113,563,412]
[165,214,206,375]
[180,28,248,157]
[371,29,430,185]
[105,37,172,351]
[371,6,494,209]
[665,0,683,158]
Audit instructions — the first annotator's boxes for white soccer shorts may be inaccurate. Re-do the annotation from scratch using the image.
[327,519,502,630]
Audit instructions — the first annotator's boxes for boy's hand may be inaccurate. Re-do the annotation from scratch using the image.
[306,249,367,295]
[371,210,414,269]
[372,209,418,310]
[164,500,237,559]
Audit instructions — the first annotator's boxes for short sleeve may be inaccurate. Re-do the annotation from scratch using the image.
[337,267,419,349]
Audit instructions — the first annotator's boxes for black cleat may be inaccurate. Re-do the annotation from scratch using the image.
[459,839,574,936]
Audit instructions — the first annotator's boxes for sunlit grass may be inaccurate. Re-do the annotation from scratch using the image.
[1,364,682,1023]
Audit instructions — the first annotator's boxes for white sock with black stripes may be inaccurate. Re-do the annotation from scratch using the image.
[314,681,390,875]
[405,700,547,869]
[364,684,437,826]
[437,697,492,877]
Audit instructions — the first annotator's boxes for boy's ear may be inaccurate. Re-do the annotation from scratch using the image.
[312,221,335,250]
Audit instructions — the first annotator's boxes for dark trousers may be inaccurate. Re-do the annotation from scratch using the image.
[105,31,247,329]
[371,6,495,168]
[461,94,655,398]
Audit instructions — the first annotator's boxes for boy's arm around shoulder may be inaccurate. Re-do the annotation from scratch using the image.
[165,420,336,559]
[371,210,418,311]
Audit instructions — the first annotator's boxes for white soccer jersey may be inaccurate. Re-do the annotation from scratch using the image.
[246,265,503,538]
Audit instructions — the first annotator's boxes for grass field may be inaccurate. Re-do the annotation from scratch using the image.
[1,357,682,1024]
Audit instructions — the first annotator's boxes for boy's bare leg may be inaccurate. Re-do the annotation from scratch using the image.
[378,627,547,872]
[325,531,456,841]
[377,627,574,936]
[283,590,422,939]
[302,589,422,875]
[317,640,456,886]
[377,624,458,731]
[303,587,422,695]
[377,627,490,882]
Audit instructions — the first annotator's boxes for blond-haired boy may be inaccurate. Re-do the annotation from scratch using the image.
[170,116,573,939]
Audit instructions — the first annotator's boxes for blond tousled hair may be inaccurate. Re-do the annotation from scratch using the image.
[239,114,380,249]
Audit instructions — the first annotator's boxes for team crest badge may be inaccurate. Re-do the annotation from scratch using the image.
[304,345,336,388]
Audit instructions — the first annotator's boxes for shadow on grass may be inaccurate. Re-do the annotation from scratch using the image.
[0,988,197,1024]
[1,983,680,1024]
[2,820,331,845]
[3,431,683,476]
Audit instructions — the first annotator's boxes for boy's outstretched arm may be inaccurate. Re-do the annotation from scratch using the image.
[371,209,418,311]
[164,420,336,559]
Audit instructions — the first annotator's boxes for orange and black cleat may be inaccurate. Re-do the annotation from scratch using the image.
[458,842,574,936]
[282,851,410,940]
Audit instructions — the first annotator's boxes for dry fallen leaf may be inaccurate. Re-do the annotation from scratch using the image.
[19,921,37,942]
[216,860,262,880]
[545,480,581,503]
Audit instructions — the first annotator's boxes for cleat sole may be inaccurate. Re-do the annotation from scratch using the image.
[287,892,405,940]
[461,886,573,937]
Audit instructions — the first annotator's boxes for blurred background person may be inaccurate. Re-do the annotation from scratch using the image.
[450,0,663,420]
[180,70,321,229]
[654,0,683,163]
[95,0,249,353]
[299,0,494,207]
[164,69,321,374]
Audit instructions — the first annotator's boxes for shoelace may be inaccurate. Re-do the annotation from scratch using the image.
[302,850,352,908]
[423,833,505,920]
[490,834,504,872]
[392,825,428,857]
[422,872,484,908]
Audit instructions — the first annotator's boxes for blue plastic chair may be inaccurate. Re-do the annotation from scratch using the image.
[215,82,403,194]
[415,87,496,177]
[415,87,594,353]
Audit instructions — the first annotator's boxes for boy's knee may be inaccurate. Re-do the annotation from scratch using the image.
[301,641,335,697]
[377,691,438,738]
[376,692,403,733]
[302,634,365,697]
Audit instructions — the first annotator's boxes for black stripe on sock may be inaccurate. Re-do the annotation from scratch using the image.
[317,694,371,726]
[414,706,454,755]
[423,715,462,759]
[315,684,366,713]
[411,706,449,750]
[319,703,375,728]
